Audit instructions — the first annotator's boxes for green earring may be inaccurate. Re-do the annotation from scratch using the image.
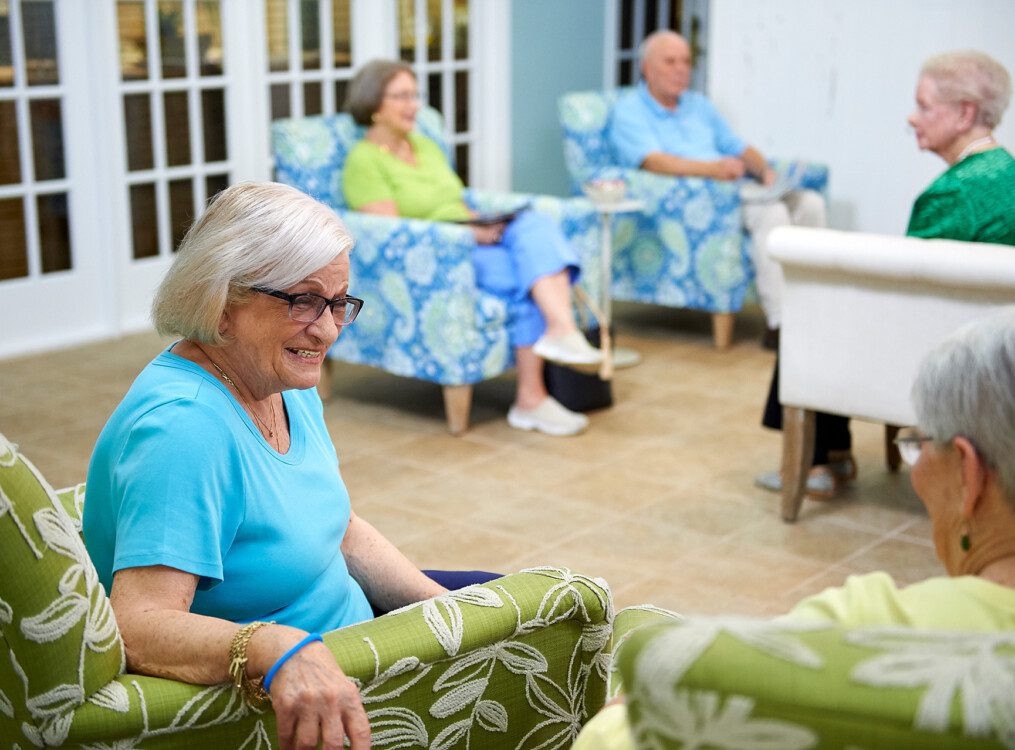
[961,531,971,552]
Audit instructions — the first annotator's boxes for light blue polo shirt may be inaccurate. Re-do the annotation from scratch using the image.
[608,82,747,168]
[83,347,373,633]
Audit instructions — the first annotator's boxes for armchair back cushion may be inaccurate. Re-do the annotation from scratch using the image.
[615,612,1014,749]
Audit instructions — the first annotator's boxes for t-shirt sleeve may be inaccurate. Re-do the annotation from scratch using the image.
[343,144,394,209]
[780,571,911,627]
[701,97,747,157]
[609,97,658,169]
[110,399,244,587]
[906,183,974,240]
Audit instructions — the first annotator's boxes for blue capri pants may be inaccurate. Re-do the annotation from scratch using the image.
[470,210,581,347]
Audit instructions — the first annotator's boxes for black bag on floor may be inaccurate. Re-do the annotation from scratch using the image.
[543,326,613,412]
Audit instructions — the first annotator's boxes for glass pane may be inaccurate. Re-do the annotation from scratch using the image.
[164,91,191,166]
[454,143,468,185]
[168,177,192,249]
[397,0,414,63]
[332,0,351,68]
[158,1,186,78]
[0,2,13,86]
[454,70,467,132]
[22,0,59,86]
[300,0,320,70]
[0,197,28,280]
[668,0,683,32]
[197,0,223,75]
[123,93,153,171]
[0,100,22,184]
[270,82,290,120]
[619,59,633,86]
[645,0,658,32]
[265,0,288,72]
[118,1,149,81]
[334,78,348,112]
[37,192,70,273]
[453,0,468,60]
[129,183,158,259]
[427,72,441,114]
[426,0,441,62]
[620,0,633,47]
[29,98,64,181]
[205,172,228,203]
[304,81,321,115]
[201,87,226,161]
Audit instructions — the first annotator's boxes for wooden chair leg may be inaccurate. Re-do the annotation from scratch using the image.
[442,384,473,436]
[885,424,902,472]
[712,312,734,350]
[316,358,333,403]
[781,406,816,522]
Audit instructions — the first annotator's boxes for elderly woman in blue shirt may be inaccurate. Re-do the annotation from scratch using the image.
[83,182,494,750]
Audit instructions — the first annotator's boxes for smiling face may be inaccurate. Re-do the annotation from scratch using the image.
[219,252,350,399]
[373,70,419,138]
[642,33,692,107]
[908,76,967,158]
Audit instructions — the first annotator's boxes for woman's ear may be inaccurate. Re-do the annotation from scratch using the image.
[954,435,987,518]
[957,100,978,131]
[218,307,231,337]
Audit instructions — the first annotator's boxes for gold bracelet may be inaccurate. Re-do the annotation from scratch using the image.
[228,621,274,706]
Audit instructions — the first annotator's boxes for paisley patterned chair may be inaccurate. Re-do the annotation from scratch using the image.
[558,89,829,348]
[0,430,613,748]
[272,107,600,433]
[606,607,1014,749]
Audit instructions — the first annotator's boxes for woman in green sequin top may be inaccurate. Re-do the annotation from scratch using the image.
[906,50,1014,244]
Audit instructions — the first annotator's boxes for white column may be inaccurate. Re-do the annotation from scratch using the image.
[470,0,509,191]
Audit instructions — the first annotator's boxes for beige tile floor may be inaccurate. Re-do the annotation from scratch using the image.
[0,304,941,618]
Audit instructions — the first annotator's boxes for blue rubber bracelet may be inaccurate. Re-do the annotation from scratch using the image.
[262,633,324,694]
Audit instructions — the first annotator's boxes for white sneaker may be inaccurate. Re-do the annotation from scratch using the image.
[507,397,589,436]
[532,331,604,366]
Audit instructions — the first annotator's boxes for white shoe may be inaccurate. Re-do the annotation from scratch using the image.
[507,397,589,436]
[532,331,604,366]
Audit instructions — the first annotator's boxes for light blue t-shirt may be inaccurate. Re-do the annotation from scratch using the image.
[608,82,747,168]
[83,347,373,633]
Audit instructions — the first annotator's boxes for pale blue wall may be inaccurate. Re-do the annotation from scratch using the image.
[510,1,605,196]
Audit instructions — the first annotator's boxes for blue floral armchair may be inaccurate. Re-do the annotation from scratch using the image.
[559,89,829,348]
[272,107,600,433]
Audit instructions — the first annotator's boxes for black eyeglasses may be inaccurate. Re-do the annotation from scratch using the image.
[251,286,364,326]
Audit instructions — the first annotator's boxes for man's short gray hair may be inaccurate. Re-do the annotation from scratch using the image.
[912,307,1015,504]
[921,50,1011,129]
[636,29,688,68]
[152,182,353,345]
[345,59,415,126]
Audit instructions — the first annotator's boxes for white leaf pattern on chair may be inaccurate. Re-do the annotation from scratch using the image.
[237,719,272,749]
[848,629,1015,741]
[475,699,509,733]
[0,687,13,718]
[429,678,489,719]
[20,591,89,643]
[366,706,429,748]
[25,682,83,719]
[87,681,131,713]
[430,717,471,750]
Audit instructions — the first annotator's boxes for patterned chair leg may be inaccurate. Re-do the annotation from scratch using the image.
[442,384,473,435]
[781,406,816,522]
[711,312,734,350]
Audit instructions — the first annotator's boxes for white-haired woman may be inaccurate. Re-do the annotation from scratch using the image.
[576,307,1015,749]
[757,49,1014,498]
[83,182,496,750]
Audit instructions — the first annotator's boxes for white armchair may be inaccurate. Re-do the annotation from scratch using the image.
[770,226,1015,522]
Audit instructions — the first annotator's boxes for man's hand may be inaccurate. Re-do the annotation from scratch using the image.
[759,167,777,186]
[469,221,507,245]
[710,157,746,181]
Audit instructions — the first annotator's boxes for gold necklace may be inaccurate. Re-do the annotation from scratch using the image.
[198,347,278,439]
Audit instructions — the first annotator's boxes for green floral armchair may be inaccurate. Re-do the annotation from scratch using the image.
[0,430,613,748]
[609,607,1015,749]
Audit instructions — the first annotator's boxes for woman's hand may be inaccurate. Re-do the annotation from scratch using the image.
[269,640,371,750]
[470,221,506,245]
[709,157,746,180]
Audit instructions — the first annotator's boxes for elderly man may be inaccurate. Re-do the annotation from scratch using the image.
[609,30,826,344]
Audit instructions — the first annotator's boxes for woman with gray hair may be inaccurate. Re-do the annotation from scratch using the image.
[83,182,496,750]
[575,307,1015,750]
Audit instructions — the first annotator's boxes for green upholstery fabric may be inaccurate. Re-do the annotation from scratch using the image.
[612,608,1015,749]
[0,431,613,748]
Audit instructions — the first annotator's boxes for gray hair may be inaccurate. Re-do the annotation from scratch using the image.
[912,307,1015,504]
[152,182,353,345]
[345,59,415,126]
[921,50,1011,129]
[637,30,688,68]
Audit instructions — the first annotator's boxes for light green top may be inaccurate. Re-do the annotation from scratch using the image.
[573,572,1015,750]
[906,147,1015,245]
[342,131,471,222]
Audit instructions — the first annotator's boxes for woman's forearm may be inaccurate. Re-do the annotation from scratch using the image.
[341,512,447,611]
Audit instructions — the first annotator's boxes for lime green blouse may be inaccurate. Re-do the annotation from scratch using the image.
[342,132,471,222]
[906,147,1015,245]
